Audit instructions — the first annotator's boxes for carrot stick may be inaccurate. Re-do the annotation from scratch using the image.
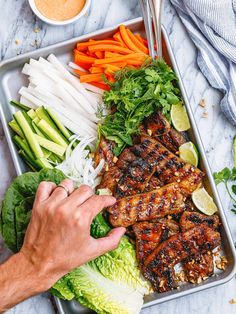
[104,51,122,58]
[75,62,91,71]
[113,32,127,47]
[104,64,121,72]
[89,82,110,91]
[94,53,146,65]
[77,40,122,51]
[119,25,143,53]
[126,28,149,54]
[74,53,96,64]
[89,67,104,74]
[135,34,148,46]
[88,44,133,55]
[94,51,104,59]
[80,73,105,83]
[86,51,97,58]
[105,62,127,68]
[74,49,87,56]
[99,62,127,69]
[74,69,88,76]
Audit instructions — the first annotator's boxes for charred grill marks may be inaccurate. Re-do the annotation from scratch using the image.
[108,184,186,227]
[143,226,221,292]
[180,211,220,232]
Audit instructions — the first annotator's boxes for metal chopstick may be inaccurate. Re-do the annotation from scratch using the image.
[139,0,163,59]
[149,0,163,58]
[139,0,155,59]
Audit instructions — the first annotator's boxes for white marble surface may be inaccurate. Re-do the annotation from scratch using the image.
[0,0,236,313]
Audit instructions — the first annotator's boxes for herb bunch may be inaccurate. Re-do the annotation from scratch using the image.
[214,167,236,214]
[99,59,182,156]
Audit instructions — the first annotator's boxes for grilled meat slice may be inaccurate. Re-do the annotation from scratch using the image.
[97,166,122,194]
[139,135,204,194]
[143,112,187,153]
[133,222,165,265]
[158,129,187,154]
[144,226,221,292]
[114,157,156,198]
[114,138,160,198]
[99,134,203,197]
[143,111,170,136]
[184,253,214,283]
[94,137,115,171]
[179,211,219,283]
[98,144,147,195]
[157,219,180,236]
[116,146,137,169]
[108,183,186,227]
[133,220,179,265]
[180,211,220,232]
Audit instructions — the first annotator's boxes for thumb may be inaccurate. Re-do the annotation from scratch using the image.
[93,227,126,256]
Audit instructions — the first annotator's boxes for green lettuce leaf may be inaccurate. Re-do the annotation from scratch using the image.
[0,168,66,252]
[53,213,149,313]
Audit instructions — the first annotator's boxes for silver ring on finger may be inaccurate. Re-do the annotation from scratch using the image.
[57,184,70,197]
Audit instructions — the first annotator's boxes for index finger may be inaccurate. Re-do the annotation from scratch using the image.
[77,195,116,222]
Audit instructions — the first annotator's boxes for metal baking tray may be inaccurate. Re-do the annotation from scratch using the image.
[0,17,235,314]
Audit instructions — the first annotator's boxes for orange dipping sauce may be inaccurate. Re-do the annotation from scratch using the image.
[35,0,86,21]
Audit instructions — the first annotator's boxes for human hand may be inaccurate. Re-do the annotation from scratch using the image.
[20,179,125,290]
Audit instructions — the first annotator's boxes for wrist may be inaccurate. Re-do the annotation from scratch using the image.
[16,250,64,293]
[16,251,59,293]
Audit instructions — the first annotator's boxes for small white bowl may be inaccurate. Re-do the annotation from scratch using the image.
[28,0,91,26]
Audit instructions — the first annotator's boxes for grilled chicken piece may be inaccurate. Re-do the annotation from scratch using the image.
[179,211,220,232]
[180,211,219,283]
[143,112,187,153]
[97,166,122,193]
[184,253,214,283]
[133,222,165,265]
[158,129,187,154]
[98,144,144,194]
[99,135,203,197]
[144,225,221,292]
[157,219,180,236]
[115,157,156,198]
[108,183,186,227]
[94,137,115,171]
[143,111,170,136]
[139,135,204,194]
[133,220,179,265]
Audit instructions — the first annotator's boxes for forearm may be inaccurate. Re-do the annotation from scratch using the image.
[0,252,50,313]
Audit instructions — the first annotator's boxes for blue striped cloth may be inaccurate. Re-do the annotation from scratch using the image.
[170,0,236,125]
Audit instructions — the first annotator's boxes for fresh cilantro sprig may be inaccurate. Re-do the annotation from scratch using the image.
[213,167,236,213]
[99,59,182,156]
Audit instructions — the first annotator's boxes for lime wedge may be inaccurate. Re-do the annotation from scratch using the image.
[171,103,191,132]
[192,188,218,216]
[179,141,198,167]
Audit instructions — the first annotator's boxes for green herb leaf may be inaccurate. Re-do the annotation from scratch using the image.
[232,185,236,195]
[213,167,231,184]
[100,59,182,155]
